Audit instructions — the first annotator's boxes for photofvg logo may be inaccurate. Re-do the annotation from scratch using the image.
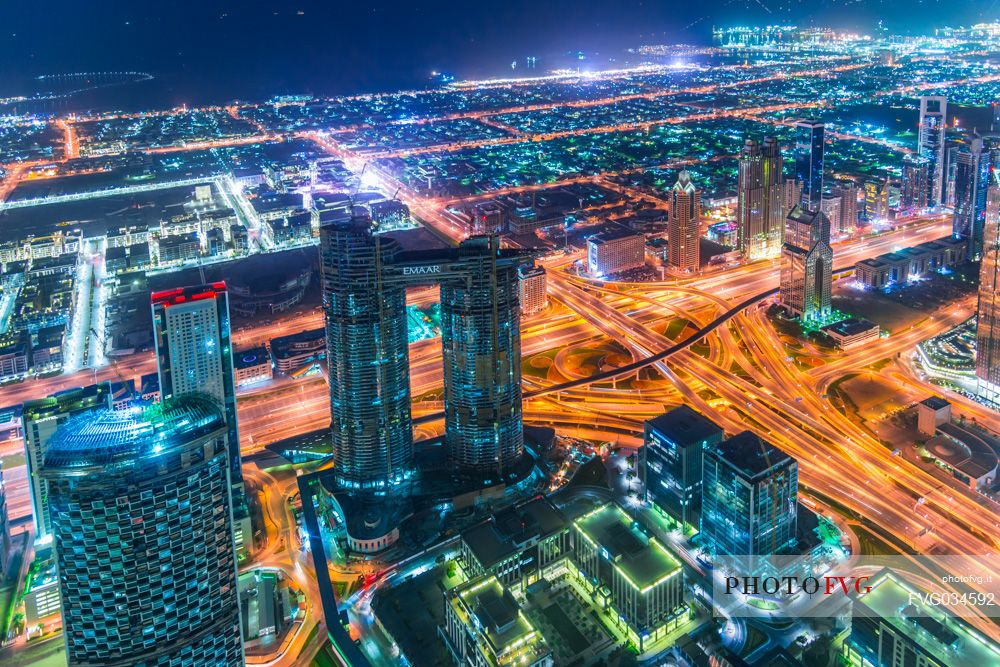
[709,555,1000,620]
[723,574,872,597]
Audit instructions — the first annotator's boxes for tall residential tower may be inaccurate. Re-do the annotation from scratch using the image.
[41,396,244,666]
[737,137,785,259]
[668,170,701,271]
[976,181,1000,405]
[918,96,948,207]
[794,119,825,213]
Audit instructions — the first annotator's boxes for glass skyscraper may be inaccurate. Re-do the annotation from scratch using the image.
[918,96,948,207]
[320,216,413,491]
[977,182,1000,405]
[780,206,833,321]
[737,137,785,260]
[41,395,244,666]
[794,119,825,213]
[700,431,798,558]
[952,136,992,259]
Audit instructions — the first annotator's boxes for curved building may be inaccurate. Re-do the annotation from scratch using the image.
[320,216,413,491]
[41,395,244,667]
[441,237,524,477]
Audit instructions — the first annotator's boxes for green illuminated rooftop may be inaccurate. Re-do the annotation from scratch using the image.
[449,576,549,666]
[574,504,682,593]
[857,570,1000,666]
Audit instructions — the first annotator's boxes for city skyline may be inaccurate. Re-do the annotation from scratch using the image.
[2,16,1000,667]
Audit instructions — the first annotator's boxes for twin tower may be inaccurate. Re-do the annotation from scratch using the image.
[320,215,533,491]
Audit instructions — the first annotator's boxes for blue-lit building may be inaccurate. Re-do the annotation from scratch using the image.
[321,216,412,491]
[320,213,532,494]
[21,383,112,542]
[642,406,725,528]
[700,431,798,558]
[919,96,948,207]
[41,395,244,666]
[794,119,825,213]
[951,135,992,259]
[151,282,249,550]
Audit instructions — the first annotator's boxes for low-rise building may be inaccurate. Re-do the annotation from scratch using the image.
[234,346,273,386]
[0,331,30,382]
[30,324,65,373]
[921,421,998,491]
[854,236,968,289]
[821,318,880,350]
[587,227,645,277]
[270,328,326,374]
[156,232,201,264]
[443,576,553,667]
[846,569,1000,667]
[917,396,952,436]
[571,503,685,651]
[460,496,570,589]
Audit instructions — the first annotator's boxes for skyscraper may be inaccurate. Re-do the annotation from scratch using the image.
[700,431,798,558]
[320,217,413,491]
[21,383,111,542]
[952,135,992,258]
[320,213,531,491]
[41,395,244,666]
[668,170,701,271]
[151,283,249,547]
[794,119,825,213]
[976,181,1000,405]
[779,206,833,321]
[832,179,860,234]
[901,153,931,213]
[918,96,948,207]
[643,406,725,529]
[737,137,785,259]
[441,236,524,477]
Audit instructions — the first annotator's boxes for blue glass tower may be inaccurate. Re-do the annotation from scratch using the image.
[952,136,993,258]
[794,119,825,214]
[700,431,798,557]
[41,395,244,667]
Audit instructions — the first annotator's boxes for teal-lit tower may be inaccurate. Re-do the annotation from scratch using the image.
[41,395,244,666]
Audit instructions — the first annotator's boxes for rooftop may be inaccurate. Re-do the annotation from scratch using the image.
[573,503,681,592]
[710,431,795,479]
[855,570,1000,666]
[920,396,951,411]
[822,318,879,337]
[589,225,642,245]
[462,496,567,570]
[449,576,548,666]
[42,394,225,473]
[646,405,725,448]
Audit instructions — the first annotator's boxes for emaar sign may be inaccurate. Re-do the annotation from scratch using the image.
[402,265,442,276]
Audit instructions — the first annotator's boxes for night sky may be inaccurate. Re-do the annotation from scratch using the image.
[1,1,996,104]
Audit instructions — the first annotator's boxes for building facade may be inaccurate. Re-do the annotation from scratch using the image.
[794,119,825,213]
[21,383,112,541]
[518,264,547,315]
[321,215,532,491]
[668,170,701,271]
[587,227,645,277]
[951,136,992,259]
[642,406,725,529]
[977,183,1000,405]
[701,431,799,558]
[902,153,931,213]
[151,283,247,542]
[41,396,244,667]
[779,206,833,321]
[737,138,785,260]
[918,96,948,207]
